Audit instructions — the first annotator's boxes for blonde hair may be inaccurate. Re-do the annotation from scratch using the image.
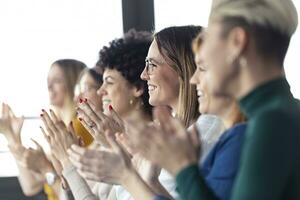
[52,59,87,101]
[210,0,298,37]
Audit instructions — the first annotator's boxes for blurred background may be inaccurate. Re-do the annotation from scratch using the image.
[0,0,299,198]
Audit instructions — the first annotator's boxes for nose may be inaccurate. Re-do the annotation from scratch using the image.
[140,66,150,80]
[190,69,199,85]
[97,84,107,97]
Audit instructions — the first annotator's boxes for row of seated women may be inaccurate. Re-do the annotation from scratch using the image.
[1,0,300,199]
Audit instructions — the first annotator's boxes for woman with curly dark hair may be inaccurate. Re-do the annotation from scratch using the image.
[53,29,156,200]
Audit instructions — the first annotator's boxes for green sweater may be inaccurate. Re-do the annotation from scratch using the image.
[176,77,300,200]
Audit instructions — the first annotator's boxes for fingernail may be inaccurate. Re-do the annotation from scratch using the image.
[109,105,113,111]
[70,121,73,126]
[84,98,88,103]
[78,117,83,121]
[79,98,83,103]
[40,114,43,117]
[49,109,53,113]
[41,109,45,112]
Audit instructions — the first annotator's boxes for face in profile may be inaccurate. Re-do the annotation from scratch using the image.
[190,52,232,115]
[98,69,142,117]
[47,64,68,107]
[200,21,239,97]
[140,40,180,108]
[75,72,102,112]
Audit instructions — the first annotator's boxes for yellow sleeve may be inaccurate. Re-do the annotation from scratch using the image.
[72,117,94,147]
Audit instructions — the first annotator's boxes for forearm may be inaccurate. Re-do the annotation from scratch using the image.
[62,165,98,200]
[16,165,44,196]
[122,170,155,200]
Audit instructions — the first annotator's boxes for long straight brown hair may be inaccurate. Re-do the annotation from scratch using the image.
[155,26,202,127]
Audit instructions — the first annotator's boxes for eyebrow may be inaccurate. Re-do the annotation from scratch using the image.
[145,57,163,65]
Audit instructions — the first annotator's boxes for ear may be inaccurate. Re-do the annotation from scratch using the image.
[131,86,144,98]
[227,27,248,58]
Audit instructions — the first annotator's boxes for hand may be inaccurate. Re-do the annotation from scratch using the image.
[76,99,125,147]
[128,106,198,176]
[0,103,24,144]
[67,130,134,185]
[40,109,82,169]
[131,154,161,185]
[19,139,54,174]
[48,154,64,176]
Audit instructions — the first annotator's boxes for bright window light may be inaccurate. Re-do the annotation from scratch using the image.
[0,0,122,177]
[155,0,300,98]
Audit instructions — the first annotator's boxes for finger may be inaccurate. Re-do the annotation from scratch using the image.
[77,117,96,137]
[40,126,51,144]
[79,100,104,123]
[49,109,59,123]
[2,103,9,118]
[78,136,85,147]
[41,111,59,138]
[78,170,102,182]
[6,104,16,118]
[77,108,98,130]
[108,105,123,126]
[69,144,86,156]
[30,138,43,151]
[105,130,127,158]
[68,121,76,139]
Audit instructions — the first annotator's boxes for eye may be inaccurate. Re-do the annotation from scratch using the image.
[104,77,114,85]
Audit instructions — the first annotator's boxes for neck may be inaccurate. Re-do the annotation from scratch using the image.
[219,102,242,129]
[235,60,284,99]
[122,100,152,124]
[54,100,75,125]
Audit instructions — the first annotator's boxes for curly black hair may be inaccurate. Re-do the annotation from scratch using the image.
[96,29,153,116]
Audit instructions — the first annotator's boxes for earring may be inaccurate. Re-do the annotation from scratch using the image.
[239,57,247,68]
[129,99,134,105]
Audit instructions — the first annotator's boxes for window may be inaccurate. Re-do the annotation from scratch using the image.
[0,0,122,176]
[154,0,300,98]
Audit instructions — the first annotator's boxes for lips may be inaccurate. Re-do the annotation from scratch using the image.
[148,84,157,92]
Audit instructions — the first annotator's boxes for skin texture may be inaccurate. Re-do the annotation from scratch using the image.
[141,40,180,110]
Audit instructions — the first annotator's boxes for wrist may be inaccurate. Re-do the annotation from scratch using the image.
[120,167,137,186]
[40,160,55,175]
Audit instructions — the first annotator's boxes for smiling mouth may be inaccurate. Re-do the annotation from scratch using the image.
[102,99,111,105]
[148,84,157,92]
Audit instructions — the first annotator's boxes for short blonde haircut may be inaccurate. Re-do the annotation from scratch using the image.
[210,0,298,37]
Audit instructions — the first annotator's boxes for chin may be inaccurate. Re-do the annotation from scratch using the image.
[148,97,159,107]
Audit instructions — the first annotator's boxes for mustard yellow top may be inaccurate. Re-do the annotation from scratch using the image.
[72,117,94,147]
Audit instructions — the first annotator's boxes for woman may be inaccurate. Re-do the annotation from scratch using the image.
[66,26,225,200]
[72,66,104,146]
[100,32,247,200]
[142,0,300,199]
[41,29,154,200]
[0,59,88,200]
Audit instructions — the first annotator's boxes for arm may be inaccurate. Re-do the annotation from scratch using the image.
[62,165,98,200]
[231,113,296,199]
